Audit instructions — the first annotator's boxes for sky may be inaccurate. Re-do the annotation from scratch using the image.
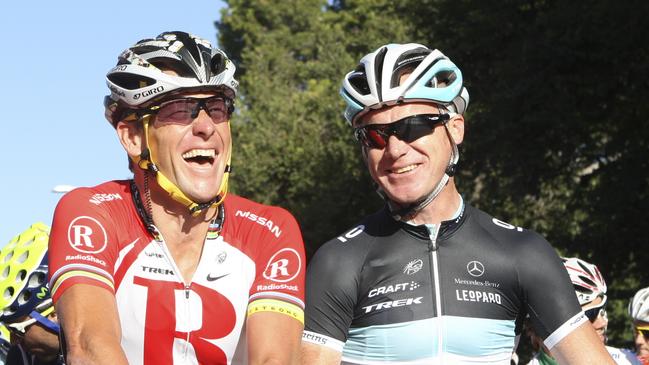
[0,1,226,247]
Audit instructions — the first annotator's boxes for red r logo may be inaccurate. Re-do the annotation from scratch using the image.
[263,248,302,283]
[134,278,236,364]
[67,216,108,254]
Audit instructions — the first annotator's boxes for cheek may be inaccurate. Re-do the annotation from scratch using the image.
[365,151,383,173]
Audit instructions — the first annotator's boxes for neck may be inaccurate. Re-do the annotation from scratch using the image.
[132,171,217,236]
[405,180,461,225]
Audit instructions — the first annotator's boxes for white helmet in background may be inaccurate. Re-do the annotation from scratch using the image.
[562,257,607,305]
[629,287,649,322]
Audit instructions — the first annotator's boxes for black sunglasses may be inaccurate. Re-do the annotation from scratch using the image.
[142,96,234,125]
[583,297,607,322]
[353,114,450,149]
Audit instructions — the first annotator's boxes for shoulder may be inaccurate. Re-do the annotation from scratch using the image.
[464,204,554,253]
[309,209,391,274]
[55,180,131,211]
[225,194,298,227]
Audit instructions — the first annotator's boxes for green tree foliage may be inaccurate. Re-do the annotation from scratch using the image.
[217,0,406,257]
[216,0,648,350]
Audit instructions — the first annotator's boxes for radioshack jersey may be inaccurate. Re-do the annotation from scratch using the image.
[49,180,305,365]
[303,199,586,364]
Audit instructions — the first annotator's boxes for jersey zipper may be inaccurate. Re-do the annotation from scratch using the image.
[426,224,443,362]
[154,233,194,360]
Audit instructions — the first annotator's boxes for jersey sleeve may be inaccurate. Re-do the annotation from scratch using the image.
[303,238,361,352]
[246,206,306,315]
[516,232,586,349]
[48,188,120,302]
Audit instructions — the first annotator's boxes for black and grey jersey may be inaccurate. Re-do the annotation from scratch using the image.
[303,201,585,364]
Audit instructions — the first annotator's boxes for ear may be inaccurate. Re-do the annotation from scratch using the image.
[116,121,144,160]
[447,114,465,145]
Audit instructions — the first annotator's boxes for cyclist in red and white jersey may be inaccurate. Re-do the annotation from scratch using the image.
[48,31,306,365]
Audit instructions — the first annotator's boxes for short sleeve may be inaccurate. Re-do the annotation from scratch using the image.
[48,188,119,302]
[303,239,361,348]
[516,233,585,348]
[247,207,306,309]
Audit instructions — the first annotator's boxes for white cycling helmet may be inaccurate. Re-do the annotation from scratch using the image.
[340,43,469,125]
[104,31,238,126]
[562,257,607,305]
[629,287,649,322]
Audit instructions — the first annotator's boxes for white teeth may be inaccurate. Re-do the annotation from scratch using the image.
[393,164,417,174]
[182,149,215,159]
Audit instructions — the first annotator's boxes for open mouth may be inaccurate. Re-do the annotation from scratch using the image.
[390,164,419,174]
[182,149,216,165]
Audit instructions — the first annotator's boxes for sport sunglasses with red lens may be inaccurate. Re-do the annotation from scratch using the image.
[143,96,233,125]
[353,114,450,149]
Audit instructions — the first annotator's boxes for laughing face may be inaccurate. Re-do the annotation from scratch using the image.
[145,91,231,204]
[357,102,463,206]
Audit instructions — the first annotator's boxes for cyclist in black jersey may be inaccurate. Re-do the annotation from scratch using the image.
[301,43,614,364]
[0,224,63,365]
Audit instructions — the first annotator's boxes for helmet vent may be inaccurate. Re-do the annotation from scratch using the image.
[173,32,201,66]
[149,58,195,79]
[3,287,13,301]
[15,251,28,264]
[1,266,9,279]
[391,48,431,88]
[211,54,226,77]
[18,291,30,305]
[348,66,370,96]
[427,70,457,88]
[28,272,45,288]
[17,270,27,282]
[108,73,157,90]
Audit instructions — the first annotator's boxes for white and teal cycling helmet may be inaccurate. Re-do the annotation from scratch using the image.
[629,287,649,322]
[562,257,607,305]
[340,43,469,125]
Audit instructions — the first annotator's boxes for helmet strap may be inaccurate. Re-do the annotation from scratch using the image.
[133,115,231,216]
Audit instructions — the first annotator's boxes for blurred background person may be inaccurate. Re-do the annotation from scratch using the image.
[526,257,639,364]
[629,287,649,365]
[0,223,62,365]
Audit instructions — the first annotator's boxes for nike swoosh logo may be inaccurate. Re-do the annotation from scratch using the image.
[206,273,229,281]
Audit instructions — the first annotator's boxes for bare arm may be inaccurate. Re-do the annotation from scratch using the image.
[301,342,342,365]
[247,311,303,365]
[56,284,128,365]
[551,322,615,365]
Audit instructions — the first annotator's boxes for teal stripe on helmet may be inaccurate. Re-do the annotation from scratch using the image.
[404,58,463,104]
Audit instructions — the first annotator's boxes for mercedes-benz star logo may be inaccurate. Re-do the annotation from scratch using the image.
[467,261,485,277]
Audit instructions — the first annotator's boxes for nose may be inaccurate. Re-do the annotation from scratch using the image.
[592,314,608,331]
[192,108,215,138]
[383,134,409,160]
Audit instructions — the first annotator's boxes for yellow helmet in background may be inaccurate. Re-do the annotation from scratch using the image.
[0,223,50,322]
